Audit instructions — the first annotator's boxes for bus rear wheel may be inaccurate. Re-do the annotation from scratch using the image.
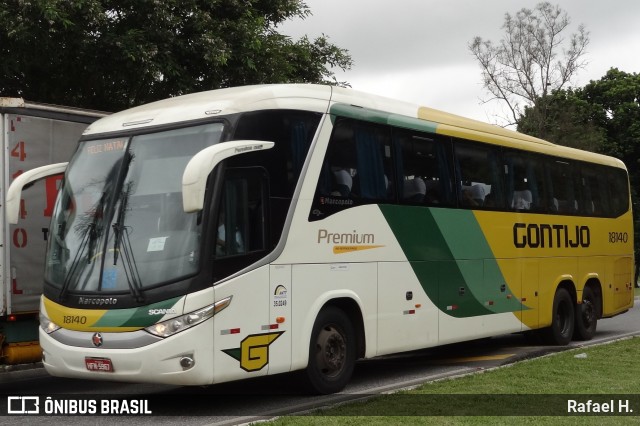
[573,286,598,341]
[543,287,575,345]
[305,306,356,394]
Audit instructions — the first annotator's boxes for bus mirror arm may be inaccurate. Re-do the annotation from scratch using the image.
[182,140,275,212]
[6,162,68,225]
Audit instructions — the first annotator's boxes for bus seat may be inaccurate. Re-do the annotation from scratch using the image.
[331,168,352,197]
[403,177,426,202]
[470,184,486,206]
[512,190,532,210]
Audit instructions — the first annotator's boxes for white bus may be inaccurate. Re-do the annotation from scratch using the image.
[7,85,634,394]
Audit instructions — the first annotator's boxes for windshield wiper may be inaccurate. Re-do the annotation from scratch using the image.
[112,185,129,267]
[59,192,106,301]
[59,223,96,301]
[110,185,145,303]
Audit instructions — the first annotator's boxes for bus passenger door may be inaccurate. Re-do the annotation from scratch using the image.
[268,264,292,374]
[211,167,275,383]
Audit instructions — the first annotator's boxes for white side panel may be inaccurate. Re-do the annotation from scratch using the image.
[212,266,271,384]
[377,262,439,356]
[268,264,292,375]
[6,115,87,313]
[281,204,408,265]
[290,262,378,370]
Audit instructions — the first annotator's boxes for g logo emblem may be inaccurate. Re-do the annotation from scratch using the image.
[222,332,284,372]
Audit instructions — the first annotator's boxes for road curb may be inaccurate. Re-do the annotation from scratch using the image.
[0,361,43,374]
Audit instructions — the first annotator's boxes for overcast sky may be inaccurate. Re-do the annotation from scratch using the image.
[279,0,640,123]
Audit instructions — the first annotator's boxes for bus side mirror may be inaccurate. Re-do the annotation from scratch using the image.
[182,140,274,213]
[6,162,68,224]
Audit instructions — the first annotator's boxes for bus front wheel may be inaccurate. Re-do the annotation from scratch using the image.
[305,306,356,394]
[543,287,575,345]
[573,286,598,341]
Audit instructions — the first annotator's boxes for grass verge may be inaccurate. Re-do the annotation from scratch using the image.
[264,337,640,426]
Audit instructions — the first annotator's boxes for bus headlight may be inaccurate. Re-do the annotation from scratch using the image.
[39,312,61,334]
[144,296,232,338]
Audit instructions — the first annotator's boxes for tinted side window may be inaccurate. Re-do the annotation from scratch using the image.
[232,110,321,241]
[311,118,394,220]
[579,164,610,216]
[504,151,546,213]
[454,141,505,209]
[545,158,579,214]
[608,168,630,217]
[394,129,454,206]
[232,110,321,198]
[212,167,269,282]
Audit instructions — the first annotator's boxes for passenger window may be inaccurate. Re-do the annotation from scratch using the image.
[546,159,578,214]
[215,168,268,258]
[310,119,394,220]
[579,165,609,216]
[504,151,545,212]
[394,129,454,206]
[231,110,320,245]
[232,110,321,198]
[608,168,630,217]
[454,141,504,209]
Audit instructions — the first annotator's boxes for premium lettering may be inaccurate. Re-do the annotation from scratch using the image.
[317,229,375,245]
[513,223,590,248]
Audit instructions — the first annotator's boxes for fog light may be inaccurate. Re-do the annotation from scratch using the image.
[180,356,195,370]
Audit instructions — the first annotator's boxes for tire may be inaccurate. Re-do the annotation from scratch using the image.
[573,286,598,341]
[543,287,575,345]
[304,306,356,394]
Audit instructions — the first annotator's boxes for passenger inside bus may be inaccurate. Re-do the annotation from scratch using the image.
[216,210,244,256]
[331,167,353,197]
[402,177,426,202]
[462,184,486,207]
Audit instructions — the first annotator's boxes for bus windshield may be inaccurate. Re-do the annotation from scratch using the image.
[45,123,224,298]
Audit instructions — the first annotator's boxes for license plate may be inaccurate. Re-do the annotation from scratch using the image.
[85,357,114,372]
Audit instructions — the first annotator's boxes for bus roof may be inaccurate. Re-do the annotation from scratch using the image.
[82,84,626,170]
[83,85,334,136]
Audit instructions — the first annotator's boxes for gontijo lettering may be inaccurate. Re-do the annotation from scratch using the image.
[513,223,590,248]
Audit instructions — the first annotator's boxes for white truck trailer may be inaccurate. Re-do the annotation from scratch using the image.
[1,98,106,364]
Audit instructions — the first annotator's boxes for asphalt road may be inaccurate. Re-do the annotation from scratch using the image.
[1,300,638,425]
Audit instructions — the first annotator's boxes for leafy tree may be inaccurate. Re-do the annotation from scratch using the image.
[518,68,640,272]
[469,2,589,127]
[581,69,640,164]
[582,69,640,266]
[0,0,352,111]
[521,69,640,182]
[582,68,640,262]
[517,88,606,151]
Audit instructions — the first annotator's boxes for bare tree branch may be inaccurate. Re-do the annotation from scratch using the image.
[468,2,589,127]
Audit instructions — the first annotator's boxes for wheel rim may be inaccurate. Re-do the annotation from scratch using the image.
[580,299,596,329]
[315,324,347,378]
